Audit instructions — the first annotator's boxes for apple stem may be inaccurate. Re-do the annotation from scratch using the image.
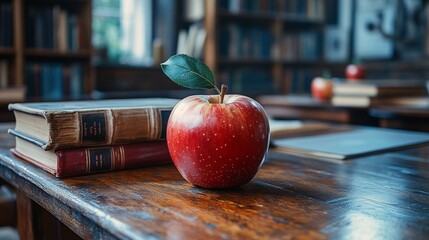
[220,84,228,104]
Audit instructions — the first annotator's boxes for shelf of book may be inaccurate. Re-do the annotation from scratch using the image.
[218,10,325,28]
[0,0,93,108]
[217,0,325,19]
[0,1,13,50]
[26,0,88,4]
[283,60,325,67]
[217,10,278,22]
[205,0,328,96]
[217,59,329,69]
[218,58,278,66]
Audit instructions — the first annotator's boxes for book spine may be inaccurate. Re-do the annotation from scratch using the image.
[70,63,82,98]
[46,107,173,150]
[56,141,171,177]
[25,7,35,48]
[5,3,12,47]
[0,3,5,47]
[0,60,8,88]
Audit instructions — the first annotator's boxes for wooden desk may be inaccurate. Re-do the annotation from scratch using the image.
[1,123,429,239]
[258,95,377,125]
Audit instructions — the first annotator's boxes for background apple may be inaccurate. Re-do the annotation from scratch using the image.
[345,64,366,80]
[311,77,333,100]
[167,94,270,188]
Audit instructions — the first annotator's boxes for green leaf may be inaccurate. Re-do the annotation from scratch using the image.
[160,54,219,93]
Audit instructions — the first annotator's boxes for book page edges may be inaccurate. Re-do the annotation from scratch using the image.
[11,149,58,176]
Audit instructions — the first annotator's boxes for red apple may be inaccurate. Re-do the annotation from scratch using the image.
[167,94,270,189]
[345,64,366,80]
[311,77,333,100]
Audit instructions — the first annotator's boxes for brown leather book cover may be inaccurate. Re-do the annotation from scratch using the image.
[333,79,427,97]
[11,140,172,178]
[9,98,179,150]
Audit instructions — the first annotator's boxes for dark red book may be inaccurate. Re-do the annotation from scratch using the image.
[9,129,172,177]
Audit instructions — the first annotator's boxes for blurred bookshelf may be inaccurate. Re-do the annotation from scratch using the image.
[0,0,93,121]
[0,0,93,106]
[204,0,330,96]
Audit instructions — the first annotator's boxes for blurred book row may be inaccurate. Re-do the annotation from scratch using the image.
[25,5,81,51]
[284,68,317,94]
[0,60,9,88]
[25,63,84,100]
[219,68,277,95]
[0,2,12,48]
[1,62,85,103]
[176,23,206,59]
[218,0,325,20]
[277,32,322,61]
[219,24,272,60]
[218,68,321,96]
[219,24,322,61]
[0,60,24,103]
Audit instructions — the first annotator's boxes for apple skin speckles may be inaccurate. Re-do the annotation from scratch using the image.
[166,94,270,189]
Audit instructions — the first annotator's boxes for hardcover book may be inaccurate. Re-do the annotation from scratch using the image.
[9,98,179,150]
[332,96,429,108]
[9,129,172,178]
[333,79,427,97]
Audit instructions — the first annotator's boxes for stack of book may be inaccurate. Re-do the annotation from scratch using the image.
[8,98,179,177]
[331,79,428,107]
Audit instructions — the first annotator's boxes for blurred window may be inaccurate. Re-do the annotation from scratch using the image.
[92,0,152,65]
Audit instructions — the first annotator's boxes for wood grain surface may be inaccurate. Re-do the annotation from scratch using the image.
[1,123,429,239]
